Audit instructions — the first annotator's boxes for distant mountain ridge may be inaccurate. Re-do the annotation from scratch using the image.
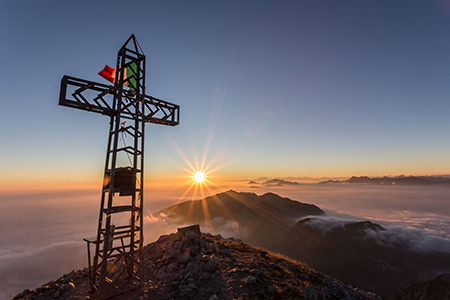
[248,179,300,187]
[319,175,450,186]
[261,179,300,186]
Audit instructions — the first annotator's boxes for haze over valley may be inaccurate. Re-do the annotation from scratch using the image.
[2,180,450,299]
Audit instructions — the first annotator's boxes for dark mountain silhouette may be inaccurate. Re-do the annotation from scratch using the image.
[389,273,450,300]
[161,191,323,222]
[261,179,300,186]
[13,228,381,300]
[158,191,450,298]
[319,175,450,185]
[159,190,324,248]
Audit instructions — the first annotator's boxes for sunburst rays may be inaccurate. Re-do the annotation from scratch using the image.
[153,70,284,231]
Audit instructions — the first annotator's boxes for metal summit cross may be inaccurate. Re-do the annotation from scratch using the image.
[59,35,179,296]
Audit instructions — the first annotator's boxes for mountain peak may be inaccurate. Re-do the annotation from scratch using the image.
[14,228,381,300]
[159,191,325,230]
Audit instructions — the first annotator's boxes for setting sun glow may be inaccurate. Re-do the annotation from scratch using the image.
[194,172,205,183]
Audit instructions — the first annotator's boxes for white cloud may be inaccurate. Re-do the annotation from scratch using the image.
[0,241,86,300]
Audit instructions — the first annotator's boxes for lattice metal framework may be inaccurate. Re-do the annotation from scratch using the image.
[59,35,179,297]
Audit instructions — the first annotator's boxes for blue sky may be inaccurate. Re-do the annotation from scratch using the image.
[1,1,450,190]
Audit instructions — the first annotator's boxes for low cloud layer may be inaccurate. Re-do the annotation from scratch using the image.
[301,215,450,254]
[0,241,85,300]
[1,185,450,299]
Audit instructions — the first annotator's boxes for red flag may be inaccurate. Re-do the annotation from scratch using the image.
[98,65,116,84]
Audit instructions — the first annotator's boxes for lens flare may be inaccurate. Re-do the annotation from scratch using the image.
[194,172,205,183]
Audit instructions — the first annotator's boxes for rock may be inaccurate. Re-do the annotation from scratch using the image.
[173,241,183,250]
[178,252,191,264]
[200,240,208,249]
[167,262,178,273]
[63,270,77,283]
[157,234,171,243]
[201,254,210,262]
[188,283,197,289]
[189,244,200,256]
[12,289,33,300]
[243,275,256,285]
[182,235,190,244]
[179,286,191,294]
[205,255,219,272]
[300,274,310,280]
[303,286,318,299]
[156,266,167,280]
[53,289,61,298]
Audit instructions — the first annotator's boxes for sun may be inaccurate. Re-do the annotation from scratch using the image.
[194,172,205,183]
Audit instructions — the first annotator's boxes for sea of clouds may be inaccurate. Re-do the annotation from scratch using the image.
[1,184,450,300]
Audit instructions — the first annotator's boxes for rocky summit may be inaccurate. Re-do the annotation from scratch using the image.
[13,227,380,300]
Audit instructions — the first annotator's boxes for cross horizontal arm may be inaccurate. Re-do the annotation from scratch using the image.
[59,75,179,126]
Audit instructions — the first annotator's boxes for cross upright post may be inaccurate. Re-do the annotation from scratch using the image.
[59,35,180,297]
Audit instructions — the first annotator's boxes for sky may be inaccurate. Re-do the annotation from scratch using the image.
[1,1,450,192]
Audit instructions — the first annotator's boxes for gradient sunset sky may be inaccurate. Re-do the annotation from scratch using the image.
[1,1,450,191]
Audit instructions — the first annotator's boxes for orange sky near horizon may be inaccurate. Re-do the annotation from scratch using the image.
[1,165,449,194]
